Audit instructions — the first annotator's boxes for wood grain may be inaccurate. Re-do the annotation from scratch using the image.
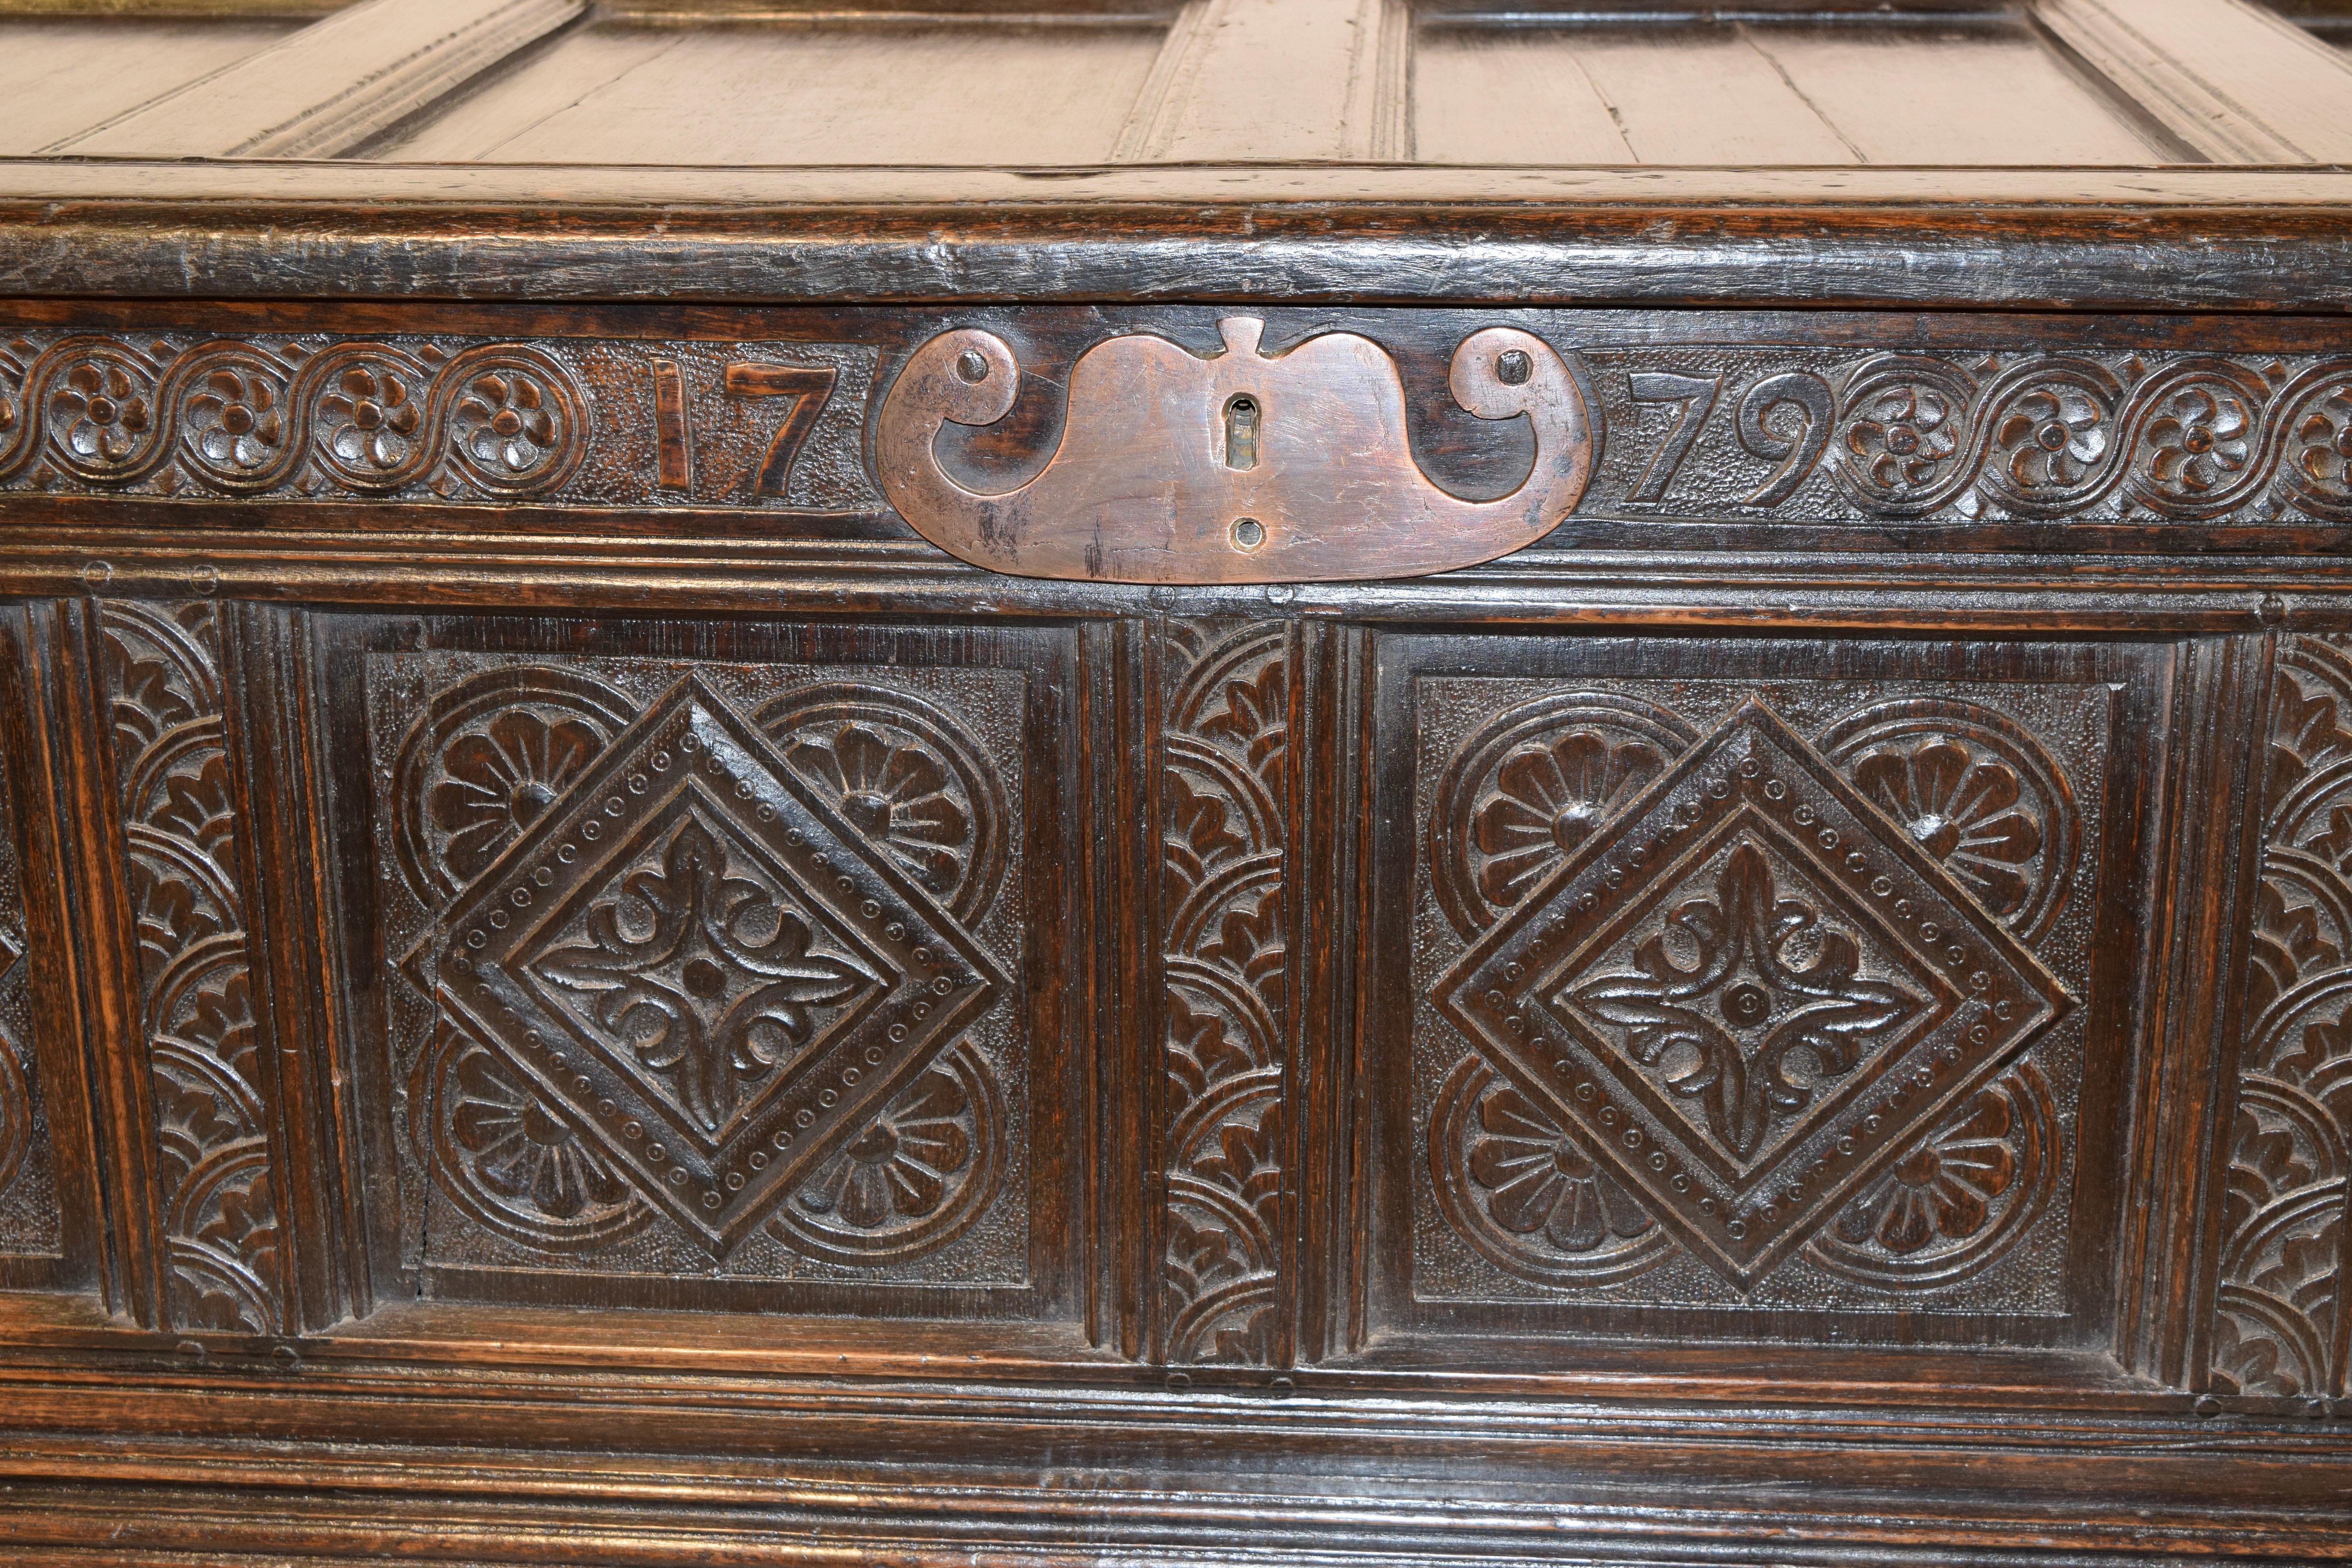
[0,17,296,155]
[1112,0,1392,162]
[377,13,1166,166]
[2034,0,2352,163]
[1415,14,2169,167]
[54,0,585,159]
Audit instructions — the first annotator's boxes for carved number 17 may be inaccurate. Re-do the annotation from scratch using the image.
[724,362,838,496]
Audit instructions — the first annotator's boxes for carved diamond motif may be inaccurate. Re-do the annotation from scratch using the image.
[435,676,1005,1256]
[1437,699,2071,1287]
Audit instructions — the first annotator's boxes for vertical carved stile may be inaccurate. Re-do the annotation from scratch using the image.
[1160,621,1293,1367]
[98,601,283,1333]
[0,624,61,1266]
[2212,633,2352,1401]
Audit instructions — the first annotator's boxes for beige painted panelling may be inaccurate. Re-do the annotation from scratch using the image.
[0,18,296,153]
[1413,27,1633,163]
[1415,27,1857,164]
[1746,28,2165,165]
[373,20,1166,165]
[374,26,676,162]
[1414,22,2168,166]
[1121,0,1389,162]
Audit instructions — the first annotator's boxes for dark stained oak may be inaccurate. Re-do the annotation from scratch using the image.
[3,1,2352,1563]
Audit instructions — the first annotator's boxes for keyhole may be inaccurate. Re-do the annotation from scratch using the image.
[1224,394,1260,471]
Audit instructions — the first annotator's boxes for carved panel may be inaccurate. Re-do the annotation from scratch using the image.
[1401,656,2116,1334]
[1160,623,1290,1365]
[99,603,280,1330]
[1437,701,2069,1287]
[0,705,62,1261]
[2209,635,2352,1401]
[366,652,1028,1291]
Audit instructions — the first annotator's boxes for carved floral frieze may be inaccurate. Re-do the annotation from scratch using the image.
[1597,348,2352,525]
[4,326,2352,534]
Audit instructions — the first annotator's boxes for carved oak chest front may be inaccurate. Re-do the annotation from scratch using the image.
[2,0,2352,1562]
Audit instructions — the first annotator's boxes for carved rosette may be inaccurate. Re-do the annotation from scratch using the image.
[1161,624,1290,1365]
[172,342,299,495]
[390,664,1012,1268]
[2123,360,2273,521]
[46,341,168,485]
[439,347,588,496]
[1425,688,2079,1297]
[309,344,439,493]
[2210,635,2352,1398]
[1978,360,2123,516]
[1834,356,1980,516]
[101,603,282,1332]
[0,332,589,499]
[2281,374,2352,523]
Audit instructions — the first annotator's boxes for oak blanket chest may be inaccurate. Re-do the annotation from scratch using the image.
[2,0,2352,1561]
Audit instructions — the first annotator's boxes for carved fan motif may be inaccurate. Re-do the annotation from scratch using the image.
[2209,634,2352,1398]
[391,666,636,907]
[771,1039,1003,1264]
[1806,1061,2060,1288]
[1821,699,2078,944]
[100,602,282,1332]
[1429,692,1698,940]
[759,684,1008,924]
[1161,624,1290,1365]
[416,1020,651,1252]
[1431,1053,1677,1286]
